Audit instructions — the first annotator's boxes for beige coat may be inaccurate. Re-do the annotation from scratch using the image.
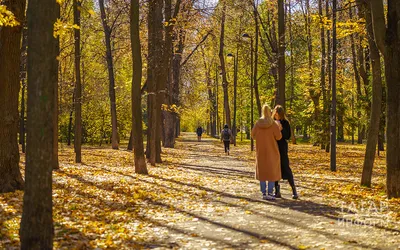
[251,118,282,181]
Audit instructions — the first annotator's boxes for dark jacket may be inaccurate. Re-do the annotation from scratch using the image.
[196,127,203,136]
[277,119,293,180]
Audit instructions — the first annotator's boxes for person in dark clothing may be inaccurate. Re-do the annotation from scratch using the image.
[272,105,298,199]
[196,126,203,142]
[221,124,232,155]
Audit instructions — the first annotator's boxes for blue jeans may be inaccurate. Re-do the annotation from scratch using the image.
[260,181,275,195]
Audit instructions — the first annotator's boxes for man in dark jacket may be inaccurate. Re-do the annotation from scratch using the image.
[196,126,203,142]
[221,124,232,155]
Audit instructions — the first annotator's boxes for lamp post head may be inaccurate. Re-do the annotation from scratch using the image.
[227,53,234,58]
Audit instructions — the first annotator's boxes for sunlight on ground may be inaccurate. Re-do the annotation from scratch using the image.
[0,134,399,249]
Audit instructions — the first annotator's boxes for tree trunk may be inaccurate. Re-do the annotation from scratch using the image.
[277,0,285,109]
[337,93,344,142]
[172,28,184,139]
[130,0,148,174]
[163,0,174,148]
[378,85,386,152]
[127,129,133,151]
[0,0,25,193]
[349,5,363,145]
[325,0,331,152]
[162,0,182,148]
[319,0,328,148]
[304,0,320,136]
[385,2,400,198]
[99,0,119,150]
[53,36,60,170]
[359,1,383,187]
[253,3,261,116]
[74,0,82,163]
[19,0,59,246]
[67,93,74,146]
[370,0,400,198]
[288,0,296,145]
[20,81,26,153]
[19,24,27,154]
[218,1,231,130]
[232,48,238,146]
[147,0,163,165]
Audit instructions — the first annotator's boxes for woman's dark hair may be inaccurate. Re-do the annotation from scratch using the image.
[224,124,228,129]
[272,105,288,121]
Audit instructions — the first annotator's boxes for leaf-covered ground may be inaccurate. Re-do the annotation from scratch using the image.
[1,132,399,249]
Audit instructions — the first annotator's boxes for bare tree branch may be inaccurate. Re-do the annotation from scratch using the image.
[180,30,212,67]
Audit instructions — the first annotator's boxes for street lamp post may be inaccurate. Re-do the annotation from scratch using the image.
[242,33,254,151]
[227,53,238,146]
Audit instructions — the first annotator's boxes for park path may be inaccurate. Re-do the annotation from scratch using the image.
[157,132,399,249]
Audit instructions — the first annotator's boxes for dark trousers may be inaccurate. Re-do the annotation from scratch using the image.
[223,141,230,152]
[275,177,296,194]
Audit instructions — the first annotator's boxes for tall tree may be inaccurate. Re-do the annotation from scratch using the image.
[0,0,25,193]
[304,0,319,129]
[99,0,119,149]
[369,0,400,198]
[147,0,163,165]
[358,0,383,187]
[218,0,231,130]
[287,0,297,144]
[325,0,331,152]
[172,26,185,137]
[19,24,27,154]
[277,0,285,109]
[19,0,59,246]
[252,0,261,116]
[319,0,328,149]
[74,0,82,163]
[130,0,148,174]
[349,3,363,145]
[163,0,175,148]
[161,0,181,148]
[53,37,59,170]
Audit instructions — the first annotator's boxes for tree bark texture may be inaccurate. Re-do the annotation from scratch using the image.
[382,0,400,198]
[360,1,383,187]
[19,24,27,153]
[218,1,231,130]
[0,0,25,193]
[74,0,82,163]
[277,0,286,110]
[253,3,261,117]
[147,0,163,165]
[99,0,119,150]
[19,0,59,247]
[130,0,148,174]
[369,0,400,197]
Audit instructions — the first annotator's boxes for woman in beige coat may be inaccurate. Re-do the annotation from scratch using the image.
[251,104,282,200]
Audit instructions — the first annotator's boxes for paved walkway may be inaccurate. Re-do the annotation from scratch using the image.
[156,132,399,249]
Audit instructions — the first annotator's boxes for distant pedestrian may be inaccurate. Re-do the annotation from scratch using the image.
[196,126,203,142]
[221,124,232,155]
[251,104,282,200]
[272,105,298,199]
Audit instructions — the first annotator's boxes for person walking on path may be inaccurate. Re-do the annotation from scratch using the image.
[251,104,282,200]
[196,126,203,142]
[221,124,232,155]
[272,105,298,199]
